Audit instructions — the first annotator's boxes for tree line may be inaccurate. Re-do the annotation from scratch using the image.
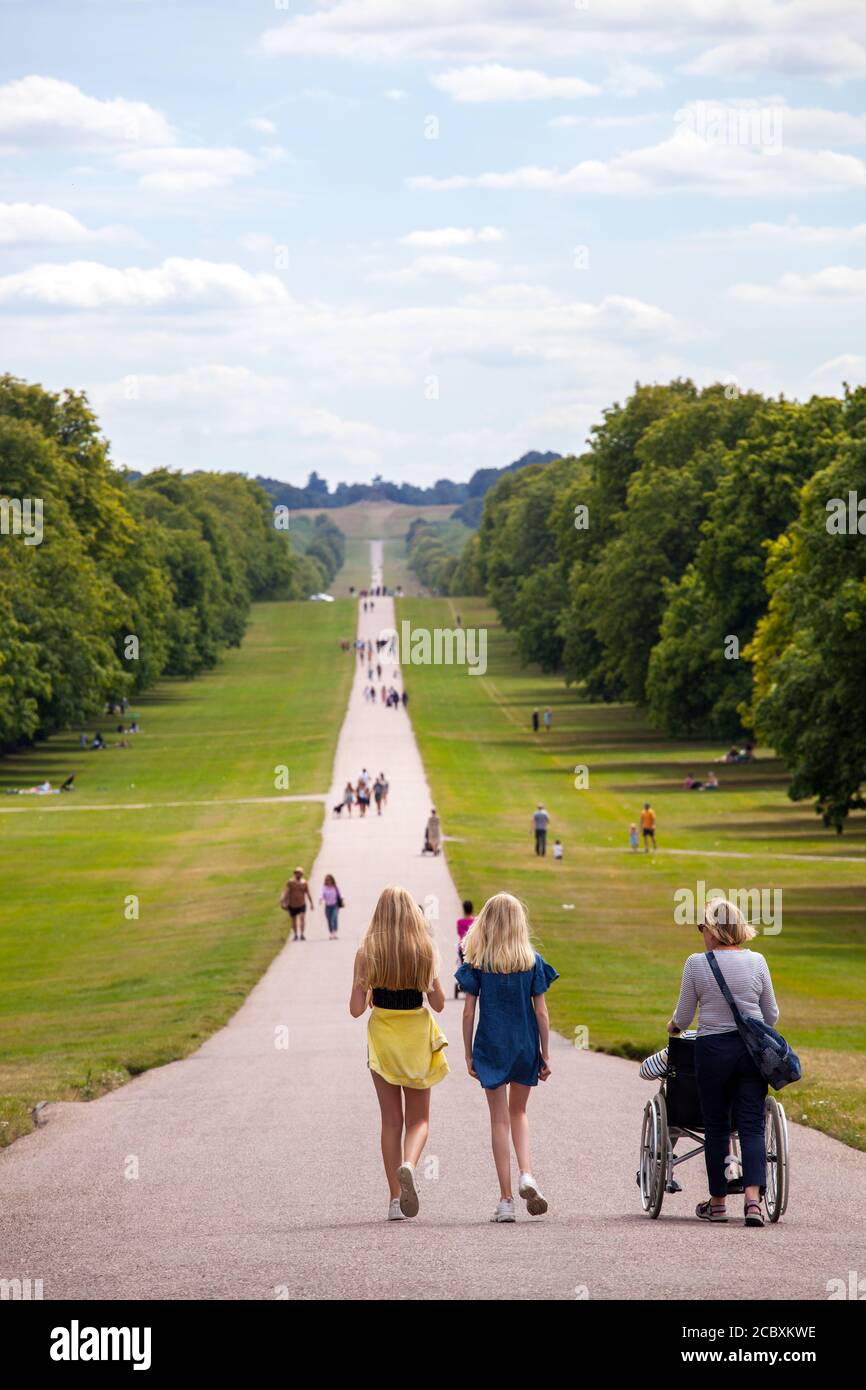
[446,379,866,831]
[0,375,341,751]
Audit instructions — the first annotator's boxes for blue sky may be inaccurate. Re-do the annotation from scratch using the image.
[1,0,865,486]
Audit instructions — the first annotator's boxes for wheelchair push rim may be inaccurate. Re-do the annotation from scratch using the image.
[639,1091,668,1218]
[763,1095,789,1222]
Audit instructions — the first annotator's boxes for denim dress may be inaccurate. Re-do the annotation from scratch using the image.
[455,952,559,1089]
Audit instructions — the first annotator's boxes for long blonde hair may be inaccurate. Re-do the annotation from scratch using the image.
[360,886,437,991]
[462,892,536,974]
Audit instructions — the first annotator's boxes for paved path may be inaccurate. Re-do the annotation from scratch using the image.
[2,541,865,1301]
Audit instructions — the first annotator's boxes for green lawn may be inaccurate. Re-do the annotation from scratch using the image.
[0,599,354,1146]
[398,596,866,1151]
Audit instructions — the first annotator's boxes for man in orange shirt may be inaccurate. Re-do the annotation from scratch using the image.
[640,802,657,852]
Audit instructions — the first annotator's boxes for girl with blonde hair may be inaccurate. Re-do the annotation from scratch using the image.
[456,892,558,1222]
[349,886,448,1221]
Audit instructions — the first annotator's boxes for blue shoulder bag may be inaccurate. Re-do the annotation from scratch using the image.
[705,952,802,1091]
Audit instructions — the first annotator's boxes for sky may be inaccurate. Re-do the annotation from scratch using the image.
[1,0,865,488]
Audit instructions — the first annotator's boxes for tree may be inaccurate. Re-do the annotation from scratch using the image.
[746,435,866,831]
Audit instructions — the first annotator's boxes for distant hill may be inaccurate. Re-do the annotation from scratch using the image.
[254,451,561,523]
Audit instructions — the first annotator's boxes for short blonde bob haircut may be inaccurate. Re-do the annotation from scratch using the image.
[703,896,757,945]
[360,886,437,992]
[462,892,536,974]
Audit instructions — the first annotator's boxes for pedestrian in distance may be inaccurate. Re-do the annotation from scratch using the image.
[532,708,539,733]
[533,804,550,856]
[640,802,657,851]
[456,893,558,1223]
[349,887,448,1222]
[543,707,552,733]
[280,867,314,941]
[321,874,343,939]
[553,839,563,862]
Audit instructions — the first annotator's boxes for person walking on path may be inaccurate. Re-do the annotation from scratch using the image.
[640,802,657,851]
[379,771,389,807]
[668,897,780,1228]
[349,887,449,1222]
[532,708,539,733]
[343,782,355,816]
[426,808,442,855]
[456,893,559,1223]
[533,804,550,856]
[373,774,386,815]
[320,874,342,939]
[280,867,314,941]
[543,707,552,733]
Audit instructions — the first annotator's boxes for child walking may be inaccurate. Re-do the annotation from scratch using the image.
[349,886,449,1221]
[456,892,559,1222]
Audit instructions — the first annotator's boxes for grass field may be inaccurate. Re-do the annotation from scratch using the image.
[0,600,354,1147]
[397,595,866,1151]
[293,501,458,597]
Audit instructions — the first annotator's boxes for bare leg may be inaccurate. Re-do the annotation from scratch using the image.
[508,1083,533,1173]
[371,1071,403,1198]
[403,1087,431,1167]
[485,1086,513,1199]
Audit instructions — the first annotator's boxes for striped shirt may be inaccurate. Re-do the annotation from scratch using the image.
[673,949,779,1038]
[639,1030,697,1080]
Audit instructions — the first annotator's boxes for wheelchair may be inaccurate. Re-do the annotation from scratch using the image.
[638,1034,789,1221]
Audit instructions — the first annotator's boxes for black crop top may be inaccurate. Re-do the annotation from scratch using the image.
[372,987,423,1010]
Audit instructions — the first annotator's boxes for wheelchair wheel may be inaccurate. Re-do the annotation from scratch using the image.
[764,1096,789,1222]
[639,1091,668,1218]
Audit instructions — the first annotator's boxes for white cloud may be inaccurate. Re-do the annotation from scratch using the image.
[374,254,502,284]
[247,116,277,134]
[730,265,866,305]
[258,1,866,84]
[94,365,407,443]
[430,65,600,102]
[0,75,174,150]
[409,127,866,196]
[0,257,290,309]
[605,62,665,97]
[115,146,261,192]
[0,202,133,247]
[383,88,408,101]
[401,226,504,248]
[708,217,866,248]
[811,353,866,379]
[685,35,866,82]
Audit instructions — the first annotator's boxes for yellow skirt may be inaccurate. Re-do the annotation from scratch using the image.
[367,1007,449,1089]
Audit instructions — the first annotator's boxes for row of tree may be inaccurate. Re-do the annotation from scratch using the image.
[450,379,866,830]
[0,375,329,750]
[255,451,560,516]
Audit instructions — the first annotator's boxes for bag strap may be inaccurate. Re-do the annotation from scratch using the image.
[704,951,747,1029]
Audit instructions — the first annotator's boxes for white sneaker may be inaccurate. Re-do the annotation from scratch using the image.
[397,1162,419,1218]
[388,1198,404,1221]
[518,1172,548,1216]
[491,1198,516,1222]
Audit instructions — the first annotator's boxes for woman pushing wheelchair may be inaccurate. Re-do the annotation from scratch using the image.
[660,896,787,1228]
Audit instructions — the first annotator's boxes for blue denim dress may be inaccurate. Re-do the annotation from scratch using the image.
[455,952,559,1089]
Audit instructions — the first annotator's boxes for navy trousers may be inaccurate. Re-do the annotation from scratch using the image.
[695,1031,767,1196]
